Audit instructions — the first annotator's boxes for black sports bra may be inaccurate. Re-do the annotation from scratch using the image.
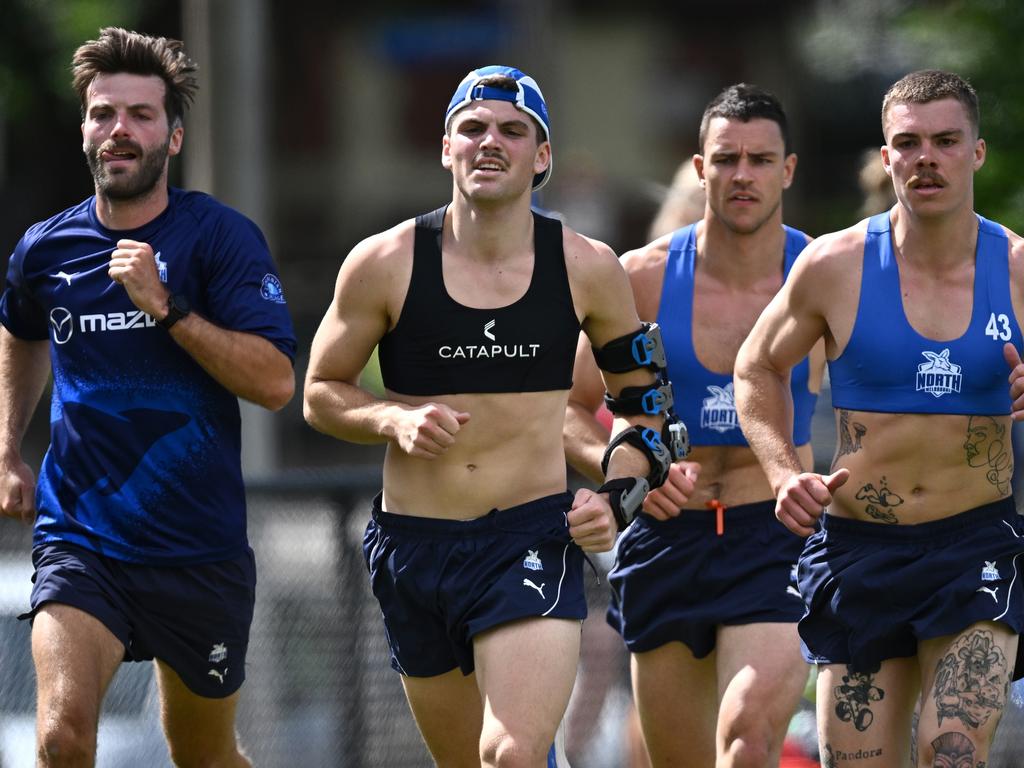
[378,206,581,395]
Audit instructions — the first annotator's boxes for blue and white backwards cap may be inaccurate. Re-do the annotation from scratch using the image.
[445,65,552,190]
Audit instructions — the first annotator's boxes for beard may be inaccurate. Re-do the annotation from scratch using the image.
[85,136,169,201]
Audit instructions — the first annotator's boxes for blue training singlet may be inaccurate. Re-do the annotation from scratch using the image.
[0,188,296,565]
[657,223,817,447]
[829,212,1021,415]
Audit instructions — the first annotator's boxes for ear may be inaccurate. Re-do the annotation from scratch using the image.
[973,137,986,172]
[782,153,798,190]
[441,132,452,171]
[533,141,551,177]
[692,154,705,187]
[167,124,184,157]
[880,145,893,178]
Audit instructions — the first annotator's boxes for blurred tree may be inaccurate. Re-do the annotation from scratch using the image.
[896,1,1024,231]
[0,0,178,255]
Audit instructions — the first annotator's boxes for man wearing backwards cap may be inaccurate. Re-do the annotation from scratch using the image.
[305,66,674,766]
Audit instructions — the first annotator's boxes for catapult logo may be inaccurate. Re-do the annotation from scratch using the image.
[916,349,962,398]
[50,307,74,345]
[438,319,540,360]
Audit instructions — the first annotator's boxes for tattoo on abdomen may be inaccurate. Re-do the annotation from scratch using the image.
[933,629,1009,729]
[964,416,1012,495]
[930,731,975,767]
[854,477,903,524]
[833,666,884,731]
[836,409,867,461]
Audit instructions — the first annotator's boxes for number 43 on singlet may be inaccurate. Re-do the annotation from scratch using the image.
[986,312,1013,341]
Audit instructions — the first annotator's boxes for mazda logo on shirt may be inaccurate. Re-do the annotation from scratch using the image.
[49,307,74,345]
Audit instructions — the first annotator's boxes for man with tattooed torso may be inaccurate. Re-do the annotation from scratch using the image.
[735,69,1024,766]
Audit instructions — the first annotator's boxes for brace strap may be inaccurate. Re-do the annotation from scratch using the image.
[596,476,649,531]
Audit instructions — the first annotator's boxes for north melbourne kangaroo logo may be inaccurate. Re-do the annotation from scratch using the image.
[153,251,168,282]
[916,349,962,398]
[523,549,543,571]
[484,319,496,340]
[523,578,546,599]
[701,383,739,433]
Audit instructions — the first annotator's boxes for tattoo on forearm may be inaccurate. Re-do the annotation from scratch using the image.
[964,416,1012,495]
[836,409,867,461]
[931,731,976,767]
[834,666,885,731]
[854,477,902,524]
[933,629,1009,729]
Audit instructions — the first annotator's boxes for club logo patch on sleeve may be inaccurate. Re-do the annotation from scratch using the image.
[260,274,287,303]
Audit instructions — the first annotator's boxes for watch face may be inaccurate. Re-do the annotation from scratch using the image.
[172,294,191,313]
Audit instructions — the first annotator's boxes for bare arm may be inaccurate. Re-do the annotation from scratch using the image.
[563,332,608,484]
[734,238,849,534]
[303,229,470,458]
[0,328,50,521]
[109,239,294,411]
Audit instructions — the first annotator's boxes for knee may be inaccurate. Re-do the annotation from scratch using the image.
[719,716,779,768]
[480,730,551,768]
[167,743,251,768]
[719,735,773,768]
[37,719,97,767]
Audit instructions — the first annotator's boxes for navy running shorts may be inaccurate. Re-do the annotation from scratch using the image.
[798,497,1024,678]
[363,491,587,677]
[607,500,805,657]
[20,541,256,698]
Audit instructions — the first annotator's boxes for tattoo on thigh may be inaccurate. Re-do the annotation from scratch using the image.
[833,666,885,731]
[910,709,919,765]
[822,743,836,768]
[836,409,867,461]
[931,731,976,768]
[964,416,1012,495]
[933,629,1009,729]
[854,477,902,524]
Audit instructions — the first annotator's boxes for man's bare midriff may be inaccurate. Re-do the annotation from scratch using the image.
[382,389,573,519]
[828,409,1013,525]
[683,443,815,510]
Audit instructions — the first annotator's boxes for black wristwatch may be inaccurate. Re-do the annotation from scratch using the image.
[157,293,191,330]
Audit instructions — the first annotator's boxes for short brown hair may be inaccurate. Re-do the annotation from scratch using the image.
[72,27,198,127]
[881,70,979,138]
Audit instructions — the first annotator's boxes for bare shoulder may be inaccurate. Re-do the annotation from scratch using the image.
[340,218,415,284]
[562,225,629,300]
[786,220,867,288]
[562,225,621,278]
[1002,223,1024,274]
[621,234,672,321]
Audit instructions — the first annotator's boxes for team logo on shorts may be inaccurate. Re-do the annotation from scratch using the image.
[208,642,228,663]
[981,561,1001,581]
[701,383,739,433]
[523,549,543,571]
[260,274,287,303]
[916,349,962,398]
